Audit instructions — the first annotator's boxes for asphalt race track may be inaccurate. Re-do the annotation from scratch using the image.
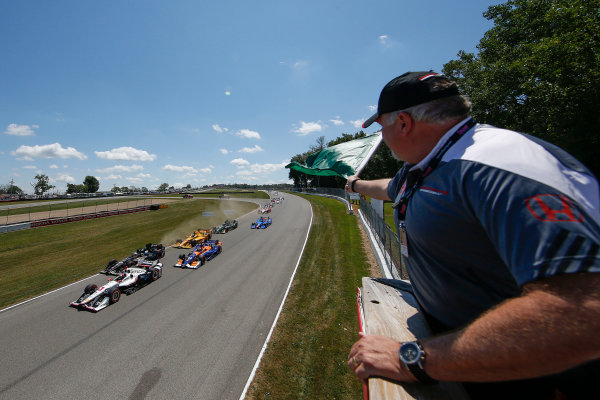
[0,193,311,400]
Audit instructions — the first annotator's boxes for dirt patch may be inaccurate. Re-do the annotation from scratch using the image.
[352,204,382,278]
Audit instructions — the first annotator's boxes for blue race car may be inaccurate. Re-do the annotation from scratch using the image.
[200,240,223,261]
[251,216,272,229]
[173,240,223,269]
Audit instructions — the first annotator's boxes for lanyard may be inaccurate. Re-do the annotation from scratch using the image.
[392,118,475,220]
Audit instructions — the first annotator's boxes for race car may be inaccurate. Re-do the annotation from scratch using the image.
[174,244,206,269]
[137,243,165,260]
[70,262,162,312]
[173,229,212,249]
[199,240,223,261]
[212,219,238,234]
[103,254,139,275]
[251,216,272,229]
[102,243,165,275]
[258,203,273,214]
[174,240,223,269]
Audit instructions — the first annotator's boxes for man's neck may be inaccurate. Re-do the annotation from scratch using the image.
[406,119,463,165]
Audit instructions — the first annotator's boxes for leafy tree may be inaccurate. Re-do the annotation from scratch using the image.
[66,183,86,194]
[443,0,600,175]
[83,175,100,193]
[111,185,120,193]
[157,183,169,192]
[0,184,23,194]
[32,174,55,195]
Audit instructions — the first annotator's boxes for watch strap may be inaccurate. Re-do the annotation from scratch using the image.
[400,341,437,384]
[405,360,436,384]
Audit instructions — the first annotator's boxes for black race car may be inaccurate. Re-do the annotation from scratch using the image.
[211,219,238,234]
[101,243,165,275]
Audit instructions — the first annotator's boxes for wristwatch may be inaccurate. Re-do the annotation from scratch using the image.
[398,341,437,384]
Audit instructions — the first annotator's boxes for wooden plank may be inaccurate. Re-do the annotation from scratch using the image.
[361,277,470,400]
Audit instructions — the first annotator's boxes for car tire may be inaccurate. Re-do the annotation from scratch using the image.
[107,259,118,267]
[85,284,98,294]
[108,287,121,304]
[201,256,206,266]
[151,269,160,281]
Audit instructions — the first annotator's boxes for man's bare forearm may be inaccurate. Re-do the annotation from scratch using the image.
[345,175,392,201]
[349,273,600,383]
[424,273,600,382]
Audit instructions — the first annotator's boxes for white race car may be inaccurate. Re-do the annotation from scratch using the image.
[70,262,162,312]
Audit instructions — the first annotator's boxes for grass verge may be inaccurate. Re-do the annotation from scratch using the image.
[0,199,257,309]
[245,194,368,400]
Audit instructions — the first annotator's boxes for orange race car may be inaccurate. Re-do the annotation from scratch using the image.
[173,228,212,249]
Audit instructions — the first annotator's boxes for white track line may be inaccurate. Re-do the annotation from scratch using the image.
[0,274,100,314]
[238,200,314,400]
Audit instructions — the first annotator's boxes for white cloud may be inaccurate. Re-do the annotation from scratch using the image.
[23,165,36,169]
[198,167,212,174]
[330,118,344,126]
[230,158,250,168]
[238,145,264,153]
[162,164,198,175]
[50,164,59,169]
[293,121,323,136]
[350,119,365,128]
[212,124,228,133]
[95,146,156,161]
[235,161,288,176]
[105,174,122,180]
[379,35,391,47]
[219,149,229,155]
[368,105,377,112]
[4,123,37,136]
[126,177,144,183]
[137,173,152,178]
[96,164,144,173]
[12,143,87,160]
[293,60,308,69]
[53,173,76,183]
[236,129,261,139]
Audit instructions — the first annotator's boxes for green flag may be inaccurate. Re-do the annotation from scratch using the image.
[286,132,382,179]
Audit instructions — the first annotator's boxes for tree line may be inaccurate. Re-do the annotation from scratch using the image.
[289,0,600,187]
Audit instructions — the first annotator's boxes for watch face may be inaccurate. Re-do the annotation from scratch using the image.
[399,342,421,364]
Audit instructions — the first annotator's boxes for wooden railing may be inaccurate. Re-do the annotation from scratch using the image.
[359,277,470,400]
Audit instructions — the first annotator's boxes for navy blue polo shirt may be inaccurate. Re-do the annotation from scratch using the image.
[388,119,600,329]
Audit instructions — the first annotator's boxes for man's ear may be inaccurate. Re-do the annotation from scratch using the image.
[397,112,413,135]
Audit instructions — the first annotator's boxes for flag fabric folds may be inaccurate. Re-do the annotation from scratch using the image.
[285,132,382,179]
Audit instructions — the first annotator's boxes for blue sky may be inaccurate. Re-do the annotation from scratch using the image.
[1,0,502,193]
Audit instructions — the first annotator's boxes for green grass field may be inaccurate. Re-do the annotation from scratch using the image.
[0,199,257,308]
[245,194,367,399]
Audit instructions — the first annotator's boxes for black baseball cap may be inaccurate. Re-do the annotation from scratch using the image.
[362,71,459,128]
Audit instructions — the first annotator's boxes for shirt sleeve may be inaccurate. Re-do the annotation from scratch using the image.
[461,163,600,286]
